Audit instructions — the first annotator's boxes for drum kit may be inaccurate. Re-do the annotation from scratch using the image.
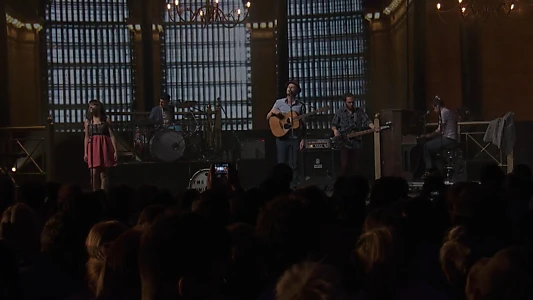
[133,101,214,163]
[188,168,210,192]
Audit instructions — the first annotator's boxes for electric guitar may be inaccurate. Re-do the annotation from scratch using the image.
[269,106,330,138]
[331,121,392,149]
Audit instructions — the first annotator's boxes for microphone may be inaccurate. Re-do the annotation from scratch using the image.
[420,110,430,120]
[216,97,223,107]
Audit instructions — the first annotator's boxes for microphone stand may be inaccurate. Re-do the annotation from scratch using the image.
[287,94,299,185]
[437,106,444,177]
[297,100,312,182]
[289,96,297,141]
[299,100,334,182]
[414,111,428,179]
[88,118,96,190]
[299,100,316,139]
[217,97,240,163]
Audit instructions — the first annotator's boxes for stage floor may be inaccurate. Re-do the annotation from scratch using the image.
[108,159,270,195]
[408,179,456,196]
[108,160,461,196]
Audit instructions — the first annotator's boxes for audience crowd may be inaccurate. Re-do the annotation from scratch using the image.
[1,162,533,300]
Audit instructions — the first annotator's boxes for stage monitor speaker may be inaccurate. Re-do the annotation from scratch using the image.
[462,160,506,182]
[300,149,337,187]
[240,139,266,160]
[453,159,468,182]
[236,159,269,189]
[108,162,191,195]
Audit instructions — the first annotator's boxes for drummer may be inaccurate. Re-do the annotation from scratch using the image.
[149,93,175,127]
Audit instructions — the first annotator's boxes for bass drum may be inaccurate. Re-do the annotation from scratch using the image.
[150,129,186,162]
[188,168,210,192]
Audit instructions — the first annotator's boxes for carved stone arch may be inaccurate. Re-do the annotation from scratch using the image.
[126,0,143,23]
[127,0,166,24]
[150,0,167,24]
[39,0,52,19]
[5,0,43,21]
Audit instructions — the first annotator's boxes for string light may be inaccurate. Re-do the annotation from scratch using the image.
[436,0,519,20]
[5,13,42,31]
[166,0,251,28]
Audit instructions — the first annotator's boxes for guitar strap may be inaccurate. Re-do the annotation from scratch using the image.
[353,108,362,130]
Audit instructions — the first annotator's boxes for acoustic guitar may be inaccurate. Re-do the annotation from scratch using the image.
[331,121,392,149]
[269,106,330,138]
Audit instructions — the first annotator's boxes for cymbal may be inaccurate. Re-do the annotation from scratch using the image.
[175,101,198,109]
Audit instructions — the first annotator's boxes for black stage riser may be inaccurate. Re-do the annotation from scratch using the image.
[108,159,270,195]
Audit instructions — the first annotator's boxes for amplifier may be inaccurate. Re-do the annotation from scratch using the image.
[305,138,332,149]
[300,149,336,179]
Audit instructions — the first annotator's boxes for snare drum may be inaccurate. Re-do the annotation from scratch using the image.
[189,169,210,192]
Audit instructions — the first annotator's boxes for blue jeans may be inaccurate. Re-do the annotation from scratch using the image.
[423,137,457,172]
[276,137,300,172]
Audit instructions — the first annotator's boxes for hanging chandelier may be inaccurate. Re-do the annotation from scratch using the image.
[166,0,251,28]
[435,0,518,20]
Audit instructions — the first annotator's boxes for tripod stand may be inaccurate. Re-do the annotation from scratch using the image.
[217,97,241,163]
[414,111,429,179]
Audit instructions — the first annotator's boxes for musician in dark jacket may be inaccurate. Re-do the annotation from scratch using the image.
[331,92,378,176]
[149,93,175,126]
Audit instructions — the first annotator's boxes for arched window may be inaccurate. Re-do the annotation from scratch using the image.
[44,0,134,131]
[288,0,368,129]
[162,0,252,130]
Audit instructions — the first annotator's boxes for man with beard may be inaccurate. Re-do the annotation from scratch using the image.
[331,92,378,176]
[149,93,175,127]
[266,80,306,183]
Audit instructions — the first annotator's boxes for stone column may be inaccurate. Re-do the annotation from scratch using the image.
[460,23,482,119]
[250,0,283,129]
[0,0,11,126]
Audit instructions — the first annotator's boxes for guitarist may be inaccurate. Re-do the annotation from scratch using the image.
[266,79,306,179]
[331,92,378,176]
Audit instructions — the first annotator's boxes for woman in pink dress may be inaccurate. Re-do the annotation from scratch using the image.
[84,100,118,191]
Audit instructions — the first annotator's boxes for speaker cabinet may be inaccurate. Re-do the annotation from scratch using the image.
[453,159,468,182]
[299,150,337,186]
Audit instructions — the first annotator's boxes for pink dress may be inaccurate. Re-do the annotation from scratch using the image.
[86,121,117,169]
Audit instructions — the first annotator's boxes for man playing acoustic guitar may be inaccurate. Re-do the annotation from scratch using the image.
[331,92,379,176]
[266,79,305,180]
